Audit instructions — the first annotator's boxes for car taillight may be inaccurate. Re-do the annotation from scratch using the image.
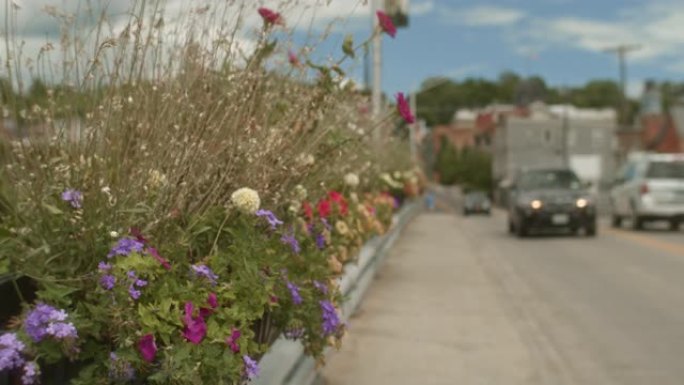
[640,183,649,195]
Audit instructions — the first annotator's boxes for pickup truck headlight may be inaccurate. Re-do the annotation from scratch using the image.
[576,198,589,208]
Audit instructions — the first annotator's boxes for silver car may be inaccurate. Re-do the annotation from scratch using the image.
[610,152,684,230]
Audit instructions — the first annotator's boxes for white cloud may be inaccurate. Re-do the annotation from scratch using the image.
[412,1,435,16]
[442,5,525,27]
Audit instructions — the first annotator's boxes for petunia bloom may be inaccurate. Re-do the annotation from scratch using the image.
[376,11,396,38]
[208,293,218,309]
[137,334,157,362]
[226,328,241,353]
[258,7,284,26]
[288,50,300,67]
[396,93,415,124]
[182,302,207,344]
[317,199,331,218]
[147,247,171,270]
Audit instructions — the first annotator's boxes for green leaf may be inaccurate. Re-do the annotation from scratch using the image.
[342,34,355,58]
[41,202,63,215]
[36,281,79,305]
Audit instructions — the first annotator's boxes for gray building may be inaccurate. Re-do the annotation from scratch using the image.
[493,103,617,209]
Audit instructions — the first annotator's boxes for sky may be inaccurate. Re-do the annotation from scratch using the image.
[5,0,684,99]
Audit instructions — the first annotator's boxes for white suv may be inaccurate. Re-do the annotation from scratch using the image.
[610,152,684,230]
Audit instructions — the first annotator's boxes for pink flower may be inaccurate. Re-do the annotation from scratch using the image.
[258,7,284,25]
[288,50,300,67]
[147,247,171,270]
[376,11,396,38]
[226,328,241,353]
[396,93,415,124]
[138,334,157,362]
[182,302,207,344]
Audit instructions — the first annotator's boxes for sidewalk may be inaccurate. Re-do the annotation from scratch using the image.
[320,212,535,385]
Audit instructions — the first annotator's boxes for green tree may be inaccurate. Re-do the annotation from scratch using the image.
[433,136,459,185]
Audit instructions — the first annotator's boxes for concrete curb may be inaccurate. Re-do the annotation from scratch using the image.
[252,200,423,385]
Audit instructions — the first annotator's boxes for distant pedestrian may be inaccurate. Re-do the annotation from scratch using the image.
[425,192,435,211]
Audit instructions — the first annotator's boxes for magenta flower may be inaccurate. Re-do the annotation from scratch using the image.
[147,247,171,270]
[182,302,207,344]
[208,293,218,309]
[396,93,415,124]
[376,11,396,38]
[288,50,300,67]
[137,334,157,362]
[226,328,241,353]
[258,7,283,25]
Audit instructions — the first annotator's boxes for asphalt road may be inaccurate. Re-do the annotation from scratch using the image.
[323,200,684,384]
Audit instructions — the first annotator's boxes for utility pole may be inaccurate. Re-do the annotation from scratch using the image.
[370,0,383,138]
[604,44,641,127]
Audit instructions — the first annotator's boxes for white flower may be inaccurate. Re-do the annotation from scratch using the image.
[350,192,359,203]
[380,173,402,189]
[148,169,168,188]
[294,184,308,200]
[298,153,315,167]
[231,187,260,214]
[344,173,360,188]
[288,200,302,214]
[109,231,120,238]
[393,171,402,180]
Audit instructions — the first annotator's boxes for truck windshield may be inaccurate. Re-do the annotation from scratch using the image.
[517,170,581,190]
[646,161,684,179]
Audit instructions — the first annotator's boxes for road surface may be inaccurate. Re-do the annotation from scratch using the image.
[322,202,684,384]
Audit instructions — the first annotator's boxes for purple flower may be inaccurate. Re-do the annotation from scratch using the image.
[320,300,340,335]
[315,233,326,250]
[61,189,83,209]
[100,274,116,290]
[191,264,219,285]
[0,333,26,372]
[138,334,157,362]
[313,280,328,294]
[280,233,301,254]
[286,281,302,305]
[98,261,111,272]
[255,209,284,230]
[243,355,260,380]
[109,352,135,381]
[134,279,147,287]
[108,238,144,258]
[45,322,77,339]
[226,328,241,353]
[128,285,141,300]
[321,218,332,231]
[127,270,137,279]
[25,304,75,342]
[20,361,39,385]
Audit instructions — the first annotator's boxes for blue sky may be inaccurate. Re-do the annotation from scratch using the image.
[293,0,684,98]
[7,0,684,100]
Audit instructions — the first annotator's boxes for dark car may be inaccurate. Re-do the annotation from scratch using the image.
[463,190,491,215]
[508,169,596,237]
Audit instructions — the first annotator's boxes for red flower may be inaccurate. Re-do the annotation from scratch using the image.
[208,293,218,309]
[328,191,349,216]
[302,201,313,221]
[226,328,241,353]
[182,302,207,345]
[396,93,415,124]
[376,11,396,38]
[288,50,300,67]
[147,247,171,270]
[138,334,157,362]
[258,7,284,25]
[130,227,149,244]
[317,199,332,218]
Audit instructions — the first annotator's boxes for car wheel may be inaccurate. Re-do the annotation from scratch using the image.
[586,224,597,237]
[516,221,528,238]
[669,220,679,231]
[611,215,622,228]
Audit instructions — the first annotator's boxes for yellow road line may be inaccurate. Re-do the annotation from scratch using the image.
[603,227,684,257]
